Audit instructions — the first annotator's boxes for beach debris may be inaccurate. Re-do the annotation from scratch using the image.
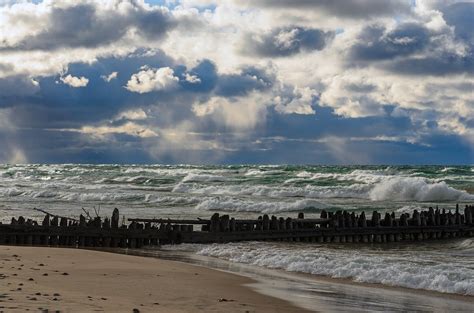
[218,298,234,302]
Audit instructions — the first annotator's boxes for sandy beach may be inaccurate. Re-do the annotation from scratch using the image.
[0,246,308,313]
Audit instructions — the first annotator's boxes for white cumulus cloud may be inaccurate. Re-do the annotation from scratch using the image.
[101,71,118,82]
[125,67,179,93]
[60,74,89,88]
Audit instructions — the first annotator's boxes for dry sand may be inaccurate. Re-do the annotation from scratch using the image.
[0,246,309,313]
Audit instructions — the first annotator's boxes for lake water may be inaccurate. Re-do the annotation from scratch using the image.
[0,164,473,301]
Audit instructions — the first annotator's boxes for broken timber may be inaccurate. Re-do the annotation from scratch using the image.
[0,205,473,249]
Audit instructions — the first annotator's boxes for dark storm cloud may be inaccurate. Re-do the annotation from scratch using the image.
[350,23,431,61]
[385,54,474,76]
[0,75,39,101]
[247,0,411,18]
[243,27,334,57]
[442,2,474,44]
[348,21,474,76]
[0,3,174,51]
[177,60,218,93]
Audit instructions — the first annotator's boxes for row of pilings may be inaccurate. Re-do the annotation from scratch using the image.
[0,205,473,247]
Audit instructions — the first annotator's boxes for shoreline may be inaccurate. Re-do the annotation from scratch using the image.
[120,246,474,301]
[0,246,310,313]
[118,246,474,312]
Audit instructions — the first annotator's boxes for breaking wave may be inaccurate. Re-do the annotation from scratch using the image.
[197,242,474,295]
[369,177,474,202]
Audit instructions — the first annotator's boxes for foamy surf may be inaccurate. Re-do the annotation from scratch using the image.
[196,241,474,296]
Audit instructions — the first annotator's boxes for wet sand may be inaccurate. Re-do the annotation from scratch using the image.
[0,246,309,313]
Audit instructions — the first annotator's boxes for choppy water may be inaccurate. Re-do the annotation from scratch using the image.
[0,164,473,296]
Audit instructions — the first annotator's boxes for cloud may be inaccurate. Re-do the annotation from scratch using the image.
[115,108,148,121]
[0,75,39,100]
[242,26,334,57]
[350,23,431,61]
[0,0,473,164]
[385,55,474,76]
[187,0,411,18]
[101,71,118,82]
[347,19,474,77]
[72,121,158,139]
[0,1,174,52]
[192,93,267,130]
[212,64,275,98]
[60,74,89,88]
[125,66,179,93]
[442,2,474,44]
[253,0,411,17]
[274,86,316,115]
[184,72,201,83]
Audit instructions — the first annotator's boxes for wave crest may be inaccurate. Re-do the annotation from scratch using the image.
[369,177,474,202]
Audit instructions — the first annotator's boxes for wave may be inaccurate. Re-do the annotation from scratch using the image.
[0,187,201,206]
[369,177,474,202]
[181,173,228,183]
[197,242,474,295]
[174,176,472,202]
[195,197,328,213]
[395,205,425,214]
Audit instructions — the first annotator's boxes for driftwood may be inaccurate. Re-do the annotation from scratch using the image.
[81,208,93,221]
[32,208,78,222]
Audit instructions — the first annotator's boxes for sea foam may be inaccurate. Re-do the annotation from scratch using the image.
[197,242,474,295]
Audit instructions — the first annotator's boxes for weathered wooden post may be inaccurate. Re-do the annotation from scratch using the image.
[128,222,137,248]
[359,212,367,227]
[372,211,380,227]
[320,210,328,228]
[102,217,111,247]
[59,217,68,246]
[262,214,270,231]
[229,218,236,232]
[270,216,279,231]
[42,214,50,227]
[49,216,58,246]
[297,212,304,231]
[16,216,25,245]
[455,207,462,225]
[111,208,120,229]
[279,217,286,230]
[7,218,17,245]
[465,205,473,227]
[220,215,230,232]
[210,213,220,232]
[412,210,421,226]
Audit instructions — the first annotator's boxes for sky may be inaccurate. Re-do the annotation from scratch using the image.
[0,0,472,164]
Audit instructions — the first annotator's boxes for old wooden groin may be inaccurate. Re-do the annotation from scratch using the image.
[0,206,473,249]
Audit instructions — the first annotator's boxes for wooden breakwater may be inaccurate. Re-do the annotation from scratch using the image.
[0,206,473,249]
